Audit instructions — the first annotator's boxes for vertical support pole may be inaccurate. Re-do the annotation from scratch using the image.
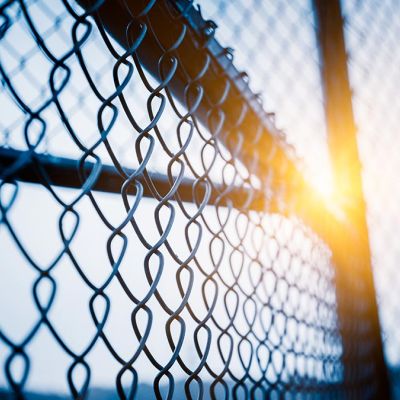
[313,0,390,397]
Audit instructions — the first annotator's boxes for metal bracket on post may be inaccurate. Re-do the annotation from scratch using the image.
[313,0,390,397]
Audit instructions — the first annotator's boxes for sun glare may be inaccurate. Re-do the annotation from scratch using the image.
[311,170,335,201]
[309,169,349,222]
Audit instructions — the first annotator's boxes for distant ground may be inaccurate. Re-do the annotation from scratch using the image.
[2,385,156,399]
[0,381,222,400]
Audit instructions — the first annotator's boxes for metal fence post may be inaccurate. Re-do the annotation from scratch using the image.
[313,0,390,396]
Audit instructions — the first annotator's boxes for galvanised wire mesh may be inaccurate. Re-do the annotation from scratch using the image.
[341,0,400,397]
[0,0,383,399]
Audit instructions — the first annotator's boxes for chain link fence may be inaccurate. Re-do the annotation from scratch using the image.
[201,0,332,188]
[0,0,393,399]
[342,0,400,397]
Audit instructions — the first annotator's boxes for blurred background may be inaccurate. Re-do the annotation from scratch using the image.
[1,0,399,398]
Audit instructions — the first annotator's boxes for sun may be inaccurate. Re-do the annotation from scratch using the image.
[311,170,335,201]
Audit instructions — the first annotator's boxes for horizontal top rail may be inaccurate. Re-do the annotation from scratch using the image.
[0,0,351,245]
[72,0,349,241]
